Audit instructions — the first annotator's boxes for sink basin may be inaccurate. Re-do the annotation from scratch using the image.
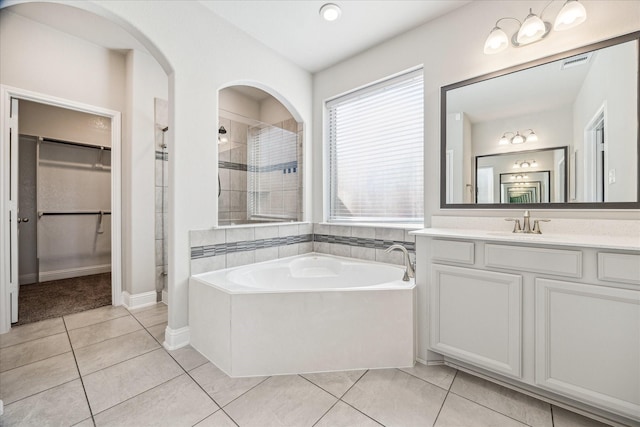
[485,231,546,240]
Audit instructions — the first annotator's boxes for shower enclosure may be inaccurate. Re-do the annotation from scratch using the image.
[155,98,168,302]
[218,111,302,226]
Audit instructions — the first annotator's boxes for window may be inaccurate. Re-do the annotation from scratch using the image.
[327,69,424,223]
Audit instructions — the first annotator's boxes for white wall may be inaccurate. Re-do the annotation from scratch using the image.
[124,49,168,297]
[0,10,125,111]
[572,41,638,202]
[219,88,260,121]
[312,0,640,222]
[472,106,573,158]
[0,9,167,305]
[19,100,112,147]
[54,0,313,341]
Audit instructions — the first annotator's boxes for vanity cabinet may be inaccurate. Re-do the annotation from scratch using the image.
[417,233,640,423]
[430,264,522,378]
[535,278,640,418]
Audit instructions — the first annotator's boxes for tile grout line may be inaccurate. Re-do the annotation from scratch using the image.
[0,332,71,374]
[432,369,458,426]
[336,370,388,427]
[399,367,458,393]
[62,316,97,427]
[296,373,345,427]
[0,326,66,350]
[447,390,536,427]
[136,310,244,427]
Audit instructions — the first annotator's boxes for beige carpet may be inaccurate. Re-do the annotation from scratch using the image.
[15,273,111,326]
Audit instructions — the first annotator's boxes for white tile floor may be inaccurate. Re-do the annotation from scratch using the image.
[0,303,615,427]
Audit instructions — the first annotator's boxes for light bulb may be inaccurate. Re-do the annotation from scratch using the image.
[531,160,538,167]
[513,162,520,169]
[517,9,547,45]
[484,27,509,54]
[554,0,587,31]
[521,161,530,168]
[525,131,538,143]
[512,132,525,144]
[498,133,510,145]
[320,4,341,22]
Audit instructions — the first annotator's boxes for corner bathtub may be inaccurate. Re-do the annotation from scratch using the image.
[189,254,415,377]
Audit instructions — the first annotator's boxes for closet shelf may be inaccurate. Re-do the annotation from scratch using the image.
[42,137,111,151]
[38,210,111,217]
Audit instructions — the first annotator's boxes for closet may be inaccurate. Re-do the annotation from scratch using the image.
[16,100,112,324]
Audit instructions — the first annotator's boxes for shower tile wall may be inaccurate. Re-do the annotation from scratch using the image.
[155,98,168,300]
[189,223,416,274]
[218,117,248,223]
[219,117,303,224]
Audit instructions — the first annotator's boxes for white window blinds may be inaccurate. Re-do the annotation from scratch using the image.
[248,124,299,220]
[327,69,424,223]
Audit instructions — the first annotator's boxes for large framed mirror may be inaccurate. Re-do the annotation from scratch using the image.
[441,32,639,209]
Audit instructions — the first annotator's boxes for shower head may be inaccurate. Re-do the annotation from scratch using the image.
[218,126,228,144]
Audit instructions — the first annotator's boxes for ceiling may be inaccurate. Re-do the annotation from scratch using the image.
[4,1,470,74]
[199,0,470,73]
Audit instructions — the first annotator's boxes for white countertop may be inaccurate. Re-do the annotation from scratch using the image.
[410,228,640,251]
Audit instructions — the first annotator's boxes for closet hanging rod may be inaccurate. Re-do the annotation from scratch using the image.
[41,137,111,152]
[38,210,111,217]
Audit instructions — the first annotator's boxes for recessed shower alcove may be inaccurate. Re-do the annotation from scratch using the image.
[218,85,303,226]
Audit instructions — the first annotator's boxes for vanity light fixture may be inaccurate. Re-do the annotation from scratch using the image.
[498,129,537,145]
[218,126,228,144]
[513,160,536,169]
[484,0,587,54]
[320,3,341,22]
[511,131,526,145]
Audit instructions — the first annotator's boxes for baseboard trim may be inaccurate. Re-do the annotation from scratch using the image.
[39,264,111,282]
[161,289,168,305]
[121,291,157,310]
[18,273,38,284]
[163,325,190,350]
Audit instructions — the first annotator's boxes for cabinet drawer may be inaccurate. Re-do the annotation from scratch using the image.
[485,244,582,278]
[598,252,640,285]
[432,239,474,265]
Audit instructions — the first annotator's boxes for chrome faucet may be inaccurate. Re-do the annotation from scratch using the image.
[385,244,415,281]
[506,210,550,234]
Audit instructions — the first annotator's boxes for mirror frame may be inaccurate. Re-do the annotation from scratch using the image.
[440,31,640,209]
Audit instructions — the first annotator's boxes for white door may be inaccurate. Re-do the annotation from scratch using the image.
[9,98,19,322]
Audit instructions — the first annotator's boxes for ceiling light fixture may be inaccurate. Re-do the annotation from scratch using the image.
[484,0,587,54]
[320,3,341,22]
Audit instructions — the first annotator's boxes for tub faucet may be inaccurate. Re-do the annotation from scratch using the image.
[385,244,415,281]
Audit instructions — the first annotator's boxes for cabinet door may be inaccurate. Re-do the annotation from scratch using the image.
[535,278,640,419]
[430,264,522,378]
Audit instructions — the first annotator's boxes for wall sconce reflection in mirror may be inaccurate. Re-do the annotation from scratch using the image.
[484,0,587,54]
[513,159,538,168]
[499,129,538,145]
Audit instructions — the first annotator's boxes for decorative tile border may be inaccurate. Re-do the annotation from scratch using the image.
[219,161,247,171]
[313,234,415,252]
[191,234,312,259]
[190,233,414,260]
